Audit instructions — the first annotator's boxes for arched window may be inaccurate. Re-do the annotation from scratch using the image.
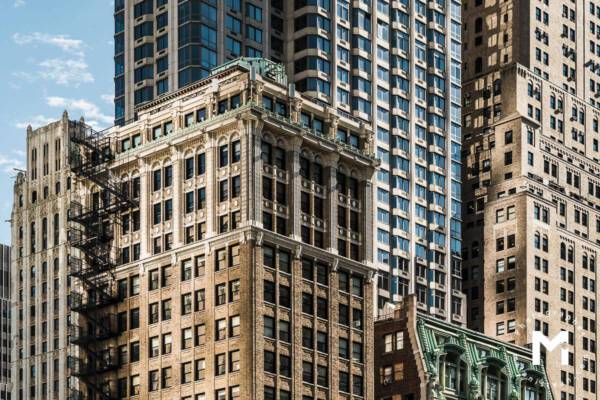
[583,253,589,269]
[41,217,48,250]
[30,221,36,253]
[534,232,540,249]
[542,235,548,252]
[522,371,546,400]
[53,213,59,246]
[484,365,507,400]
[560,243,566,260]
[441,353,467,394]
[568,246,574,263]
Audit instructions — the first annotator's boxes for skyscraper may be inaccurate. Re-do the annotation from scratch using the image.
[0,245,10,400]
[11,116,72,400]
[113,0,285,125]
[14,59,377,399]
[461,0,600,397]
[115,0,465,324]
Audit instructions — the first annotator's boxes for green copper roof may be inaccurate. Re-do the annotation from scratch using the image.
[210,57,288,86]
[415,314,554,400]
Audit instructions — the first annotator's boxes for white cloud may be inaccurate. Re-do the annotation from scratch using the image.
[14,0,25,7]
[15,115,56,129]
[46,97,112,129]
[100,94,114,104]
[12,32,92,86]
[38,59,94,86]
[13,32,84,56]
[0,156,25,173]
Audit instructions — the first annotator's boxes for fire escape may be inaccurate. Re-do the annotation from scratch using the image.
[66,122,135,400]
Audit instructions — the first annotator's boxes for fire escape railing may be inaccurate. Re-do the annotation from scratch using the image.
[67,121,136,400]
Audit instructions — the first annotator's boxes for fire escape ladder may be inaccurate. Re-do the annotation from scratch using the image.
[67,121,136,400]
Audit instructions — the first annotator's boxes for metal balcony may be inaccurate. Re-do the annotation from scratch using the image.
[68,352,118,377]
[68,253,114,279]
[69,291,118,313]
[69,316,118,345]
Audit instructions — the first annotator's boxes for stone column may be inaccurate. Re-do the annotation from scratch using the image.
[288,137,304,241]
[248,118,264,227]
[326,112,339,141]
[137,159,149,258]
[290,98,303,124]
[362,177,375,267]
[324,153,339,252]
[205,133,216,237]
[170,146,182,246]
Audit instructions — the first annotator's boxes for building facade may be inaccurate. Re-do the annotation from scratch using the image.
[463,63,600,400]
[11,116,72,399]
[461,0,600,397]
[114,0,285,125]
[14,58,377,399]
[0,245,10,400]
[374,296,554,400]
[116,0,465,323]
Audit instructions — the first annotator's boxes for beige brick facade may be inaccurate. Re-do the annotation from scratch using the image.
[463,64,600,399]
[12,59,376,400]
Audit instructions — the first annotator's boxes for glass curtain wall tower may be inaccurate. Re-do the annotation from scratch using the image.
[115,0,464,322]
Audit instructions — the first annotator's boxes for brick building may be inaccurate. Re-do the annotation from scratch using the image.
[12,58,377,400]
[374,296,554,400]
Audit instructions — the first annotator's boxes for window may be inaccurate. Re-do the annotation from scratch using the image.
[230,350,240,372]
[264,316,275,338]
[264,280,276,303]
[162,333,172,354]
[264,350,276,373]
[230,315,240,337]
[149,370,159,391]
[216,318,227,340]
[149,336,159,357]
[215,353,226,375]
[303,361,314,383]
[229,279,240,302]
[181,293,192,315]
[351,275,363,296]
[161,366,172,388]
[302,292,313,315]
[280,354,291,377]
[279,320,290,342]
[181,362,192,384]
[181,259,192,281]
[130,375,140,395]
[302,327,313,349]
[195,289,206,311]
[149,302,159,324]
[216,283,227,306]
[195,324,206,346]
[162,299,171,320]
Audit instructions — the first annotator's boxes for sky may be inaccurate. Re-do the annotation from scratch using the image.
[0,0,114,244]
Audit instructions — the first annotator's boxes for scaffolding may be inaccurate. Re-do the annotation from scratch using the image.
[66,121,135,400]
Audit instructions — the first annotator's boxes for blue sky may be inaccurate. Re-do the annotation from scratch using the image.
[0,0,114,244]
